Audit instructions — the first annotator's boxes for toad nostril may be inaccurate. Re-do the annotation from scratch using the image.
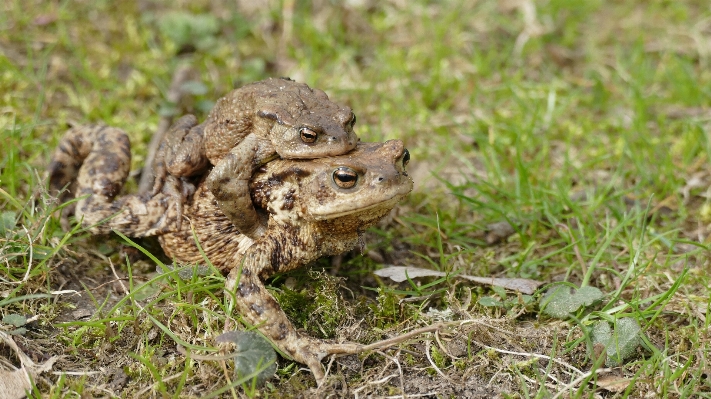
[378,177,384,182]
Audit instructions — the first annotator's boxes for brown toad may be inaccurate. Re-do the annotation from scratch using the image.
[48,125,412,385]
[152,77,359,240]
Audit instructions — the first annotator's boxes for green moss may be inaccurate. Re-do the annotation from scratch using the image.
[273,270,349,338]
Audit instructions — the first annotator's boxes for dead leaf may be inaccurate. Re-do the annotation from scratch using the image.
[0,367,32,399]
[33,14,57,26]
[0,331,57,399]
[485,221,516,245]
[373,266,544,294]
[594,374,632,393]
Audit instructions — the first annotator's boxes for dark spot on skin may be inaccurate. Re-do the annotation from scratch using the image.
[280,188,296,210]
[108,201,122,212]
[58,143,73,157]
[216,176,231,185]
[271,167,310,183]
[250,180,274,209]
[250,303,264,316]
[212,187,230,201]
[98,177,122,197]
[238,281,260,297]
[241,268,251,277]
[48,162,67,190]
[276,322,289,341]
[120,141,131,159]
[103,154,121,173]
[269,236,286,272]
[129,213,140,225]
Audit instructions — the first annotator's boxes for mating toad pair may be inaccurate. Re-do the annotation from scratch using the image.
[48,77,412,385]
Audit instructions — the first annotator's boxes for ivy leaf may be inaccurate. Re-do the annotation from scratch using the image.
[158,12,219,52]
[0,211,16,236]
[540,285,604,319]
[217,331,277,386]
[591,318,643,366]
[478,296,503,307]
[180,80,208,96]
[2,314,27,327]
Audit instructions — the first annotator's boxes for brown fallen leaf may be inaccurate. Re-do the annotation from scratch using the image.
[594,374,632,393]
[485,221,516,245]
[0,331,57,399]
[373,266,544,294]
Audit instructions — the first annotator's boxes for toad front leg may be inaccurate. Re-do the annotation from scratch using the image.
[206,135,272,240]
[223,233,361,385]
[152,114,209,190]
[151,115,209,228]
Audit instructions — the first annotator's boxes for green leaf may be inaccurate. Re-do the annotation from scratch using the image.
[0,211,16,235]
[540,285,605,319]
[8,327,27,336]
[492,285,507,298]
[158,103,179,118]
[2,314,27,327]
[158,12,219,50]
[180,81,208,95]
[478,296,503,307]
[217,331,277,386]
[195,99,215,113]
[504,294,534,307]
[156,264,212,281]
[591,318,643,366]
[130,281,164,302]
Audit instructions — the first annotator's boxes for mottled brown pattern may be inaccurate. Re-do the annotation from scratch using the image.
[151,77,359,240]
[49,125,182,236]
[50,132,412,386]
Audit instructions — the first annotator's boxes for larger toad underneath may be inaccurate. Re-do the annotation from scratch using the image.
[48,125,412,385]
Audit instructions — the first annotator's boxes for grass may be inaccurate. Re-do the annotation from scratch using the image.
[2,0,711,397]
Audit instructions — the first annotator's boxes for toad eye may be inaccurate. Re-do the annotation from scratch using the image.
[402,149,410,168]
[300,127,318,143]
[332,167,358,189]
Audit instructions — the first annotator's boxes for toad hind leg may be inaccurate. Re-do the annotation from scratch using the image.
[206,135,268,240]
[49,125,180,236]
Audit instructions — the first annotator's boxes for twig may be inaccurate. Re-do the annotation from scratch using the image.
[108,259,130,298]
[425,340,447,380]
[132,372,184,399]
[549,367,613,399]
[138,65,194,193]
[471,339,584,376]
[377,350,405,398]
[175,345,231,361]
[556,223,587,277]
[323,354,336,385]
[21,225,33,282]
[359,322,444,352]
